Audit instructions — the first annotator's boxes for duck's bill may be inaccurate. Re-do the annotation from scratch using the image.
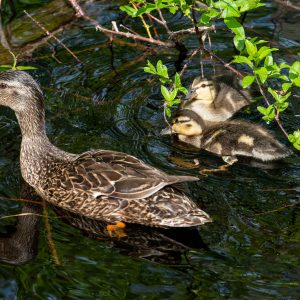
[160,126,172,135]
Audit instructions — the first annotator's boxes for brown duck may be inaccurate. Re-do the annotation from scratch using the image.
[0,70,211,228]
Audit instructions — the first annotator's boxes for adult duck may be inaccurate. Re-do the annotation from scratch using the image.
[0,70,211,229]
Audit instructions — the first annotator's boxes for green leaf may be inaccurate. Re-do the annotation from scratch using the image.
[135,3,157,16]
[119,5,138,17]
[245,40,257,57]
[0,64,13,71]
[257,106,266,114]
[174,73,181,88]
[289,61,300,79]
[233,55,253,68]
[268,87,280,101]
[15,65,37,70]
[161,85,171,101]
[144,60,157,74]
[233,35,245,51]
[224,17,245,38]
[156,60,169,79]
[264,54,273,67]
[254,67,268,83]
[199,12,211,25]
[279,62,291,69]
[221,5,240,18]
[165,107,171,118]
[172,98,181,105]
[288,130,300,150]
[239,0,265,12]
[178,86,188,95]
[257,46,273,61]
[258,105,278,123]
[282,82,292,92]
[293,77,300,87]
[169,88,178,101]
[275,101,289,112]
[242,75,255,88]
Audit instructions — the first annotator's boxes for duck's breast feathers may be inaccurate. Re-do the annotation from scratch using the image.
[57,149,198,200]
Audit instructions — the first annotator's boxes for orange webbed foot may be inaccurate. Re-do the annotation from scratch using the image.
[106,222,127,238]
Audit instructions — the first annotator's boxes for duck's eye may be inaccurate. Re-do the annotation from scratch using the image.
[201,84,207,88]
[0,83,8,89]
[185,124,192,127]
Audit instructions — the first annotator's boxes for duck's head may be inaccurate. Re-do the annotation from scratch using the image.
[171,116,202,136]
[0,70,43,114]
[186,77,217,104]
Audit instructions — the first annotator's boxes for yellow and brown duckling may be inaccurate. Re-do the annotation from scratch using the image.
[163,109,291,165]
[0,70,211,229]
[181,74,252,127]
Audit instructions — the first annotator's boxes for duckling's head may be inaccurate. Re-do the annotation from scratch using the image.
[0,70,43,114]
[187,77,217,104]
[171,113,204,136]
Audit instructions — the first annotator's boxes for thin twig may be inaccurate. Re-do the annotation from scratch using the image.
[24,10,81,63]
[157,7,171,35]
[255,200,300,215]
[179,48,202,76]
[204,47,244,78]
[274,0,300,11]
[0,196,42,205]
[132,2,152,39]
[43,200,61,265]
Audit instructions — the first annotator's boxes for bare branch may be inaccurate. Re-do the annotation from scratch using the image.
[274,0,300,11]
[66,0,174,48]
[24,10,81,63]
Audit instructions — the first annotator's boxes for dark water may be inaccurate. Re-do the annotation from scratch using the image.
[0,1,300,299]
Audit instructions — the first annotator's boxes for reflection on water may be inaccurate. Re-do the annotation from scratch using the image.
[0,0,300,299]
[0,184,42,265]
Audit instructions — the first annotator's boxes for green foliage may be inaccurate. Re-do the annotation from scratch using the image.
[123,0,299,149]
[144,60,187,117]
[288,130,300,150]
[0,51,37,72]
[120,0,191,18]
[257,105,275,123]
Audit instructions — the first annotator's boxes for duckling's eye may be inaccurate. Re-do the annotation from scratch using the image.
[185,124,192,127]
[0,83,8,89]
[201,84,207,88]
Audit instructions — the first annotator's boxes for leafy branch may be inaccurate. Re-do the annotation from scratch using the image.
[144,60,187,119]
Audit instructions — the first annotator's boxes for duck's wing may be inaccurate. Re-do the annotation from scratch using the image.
[213,82,251,110]
[59,150,198,200]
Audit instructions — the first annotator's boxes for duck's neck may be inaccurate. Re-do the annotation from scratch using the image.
[16,109,72,186]
[16,108,47,139]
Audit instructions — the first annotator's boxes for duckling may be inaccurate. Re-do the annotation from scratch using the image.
[0,70,211,229]
[163,110,290,165]
[181,74,252,126]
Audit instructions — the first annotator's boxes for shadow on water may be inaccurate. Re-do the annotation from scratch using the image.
[0,0,300,299]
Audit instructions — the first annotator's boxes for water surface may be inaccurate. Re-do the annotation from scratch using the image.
[0,1,299,299]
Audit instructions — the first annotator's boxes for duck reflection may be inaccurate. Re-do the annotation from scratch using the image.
[0,184,42,265]
[1,184,207,266]
[54,207,208,264]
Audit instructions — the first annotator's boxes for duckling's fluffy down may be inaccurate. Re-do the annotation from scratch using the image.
[201,120,290,161]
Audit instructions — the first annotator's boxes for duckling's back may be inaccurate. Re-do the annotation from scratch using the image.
[202,120,290,161]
